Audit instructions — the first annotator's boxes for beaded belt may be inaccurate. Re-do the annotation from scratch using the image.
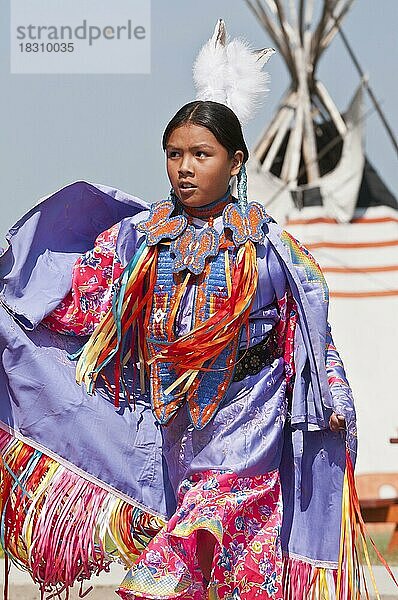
[232,331,280,382]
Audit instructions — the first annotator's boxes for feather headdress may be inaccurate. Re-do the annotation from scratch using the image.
[193,19,275,125]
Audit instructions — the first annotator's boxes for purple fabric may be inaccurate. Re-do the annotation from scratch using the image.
[0,182,357,566]
[0,181,147,329]
[0,181,148,329]
[0,182,175,517]
[280,426,346,563]
[162,358,288,490]
[0,312,175,516]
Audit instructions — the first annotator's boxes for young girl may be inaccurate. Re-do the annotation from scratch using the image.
[110,99,355,599]
[0,99,357,600]
[2,18,389,599]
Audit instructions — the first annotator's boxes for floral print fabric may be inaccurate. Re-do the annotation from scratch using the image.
[117,469,283,600]
[43,223,123,336]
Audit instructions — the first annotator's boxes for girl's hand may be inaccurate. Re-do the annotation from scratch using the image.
[329,413,346,432]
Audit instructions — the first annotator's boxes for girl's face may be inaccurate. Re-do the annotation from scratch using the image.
[165,123,243,208]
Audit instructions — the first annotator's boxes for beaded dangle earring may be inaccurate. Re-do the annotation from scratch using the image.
[237,163,248,211]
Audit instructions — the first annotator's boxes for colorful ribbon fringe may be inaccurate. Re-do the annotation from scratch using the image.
[282,557,338,600]
[1,430,397,598]
[149,240,258,397]
[74,240,259,416]
[73,242,159,406]
[283,449,398,600]
[0,429,164,595]
[336,448,398,599]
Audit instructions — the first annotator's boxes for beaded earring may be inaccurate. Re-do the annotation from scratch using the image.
[237,163,248,211]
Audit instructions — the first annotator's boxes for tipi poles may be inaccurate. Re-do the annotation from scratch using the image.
[331,11,398,156]
[310,0,333,68]
[245,0,391,182]
[262,97,296,171]
[298,0,305,43]
[315,81,347,137]
[244,0,296,78]
[313,0,355,69]
[301,0,322,181]
[252,90,296,161]
[289,0,320,182]
[281,101,304,183]
[271,0,298,84]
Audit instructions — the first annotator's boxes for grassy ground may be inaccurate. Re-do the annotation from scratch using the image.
[360,526,398,566]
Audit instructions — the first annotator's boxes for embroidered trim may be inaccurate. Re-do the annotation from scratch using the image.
[282,550,338,570]
[223,201,272,247]
[280,231,329,302]
[170,225,220,275]
[136,199,187,246]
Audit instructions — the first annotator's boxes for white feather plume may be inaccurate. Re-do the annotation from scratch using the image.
[193,38,228,105]
[193,20,275,125]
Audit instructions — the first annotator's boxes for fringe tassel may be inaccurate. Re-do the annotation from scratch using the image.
[282,556,337,599]
[0,430,164,595]
[74,240,259,408]
[282,449,398,599]
[337,448,398,599]
[74,242,158,405]
[2,431,397,598]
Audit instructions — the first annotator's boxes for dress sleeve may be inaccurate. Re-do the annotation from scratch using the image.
[325,323,356,419]
[42,223,124,336]
[325,322,358,459]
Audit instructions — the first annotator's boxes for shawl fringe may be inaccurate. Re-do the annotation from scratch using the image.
[1,431,397,599]
[0,430,163,595]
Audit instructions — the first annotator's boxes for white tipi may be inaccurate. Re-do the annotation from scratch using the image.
[245,0,398,476]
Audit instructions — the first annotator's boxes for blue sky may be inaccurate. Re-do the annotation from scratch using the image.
[1,0,397,242]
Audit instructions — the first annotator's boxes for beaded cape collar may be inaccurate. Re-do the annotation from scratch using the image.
[136,188,273,275]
